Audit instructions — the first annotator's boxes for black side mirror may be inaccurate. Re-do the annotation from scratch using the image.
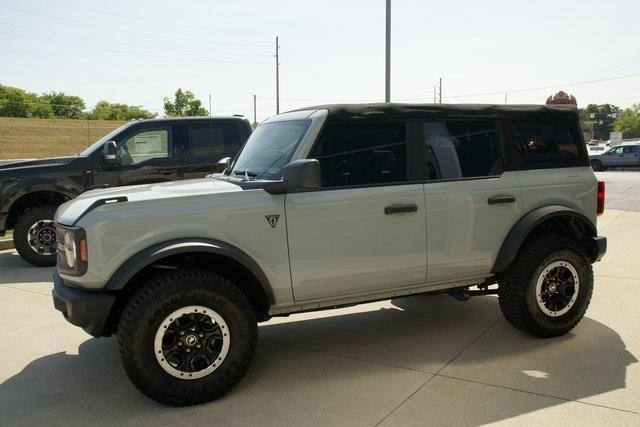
[215,157,231,173]
[102,140,119,166]
[264,159,321,194]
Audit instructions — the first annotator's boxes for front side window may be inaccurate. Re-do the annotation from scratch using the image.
[513,121,584,167]
[185,122,241,156]
[311,122,407,187]
[120,128,171,165]
[423,121,502,180]
[230,120,310,179]
[609,146,623,155]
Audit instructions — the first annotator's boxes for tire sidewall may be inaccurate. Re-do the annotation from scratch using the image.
[524,249,592,333]
[124,278,255,401]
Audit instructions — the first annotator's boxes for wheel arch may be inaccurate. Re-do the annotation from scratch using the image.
[6,189,73,229]
[492,205,597,274]
[102,238,274,335]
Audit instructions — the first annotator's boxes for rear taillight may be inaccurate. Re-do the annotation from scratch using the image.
[597,181,605,216]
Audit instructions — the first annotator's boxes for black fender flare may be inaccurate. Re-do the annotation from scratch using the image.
[491,205,597,273]
[104,238,275,304]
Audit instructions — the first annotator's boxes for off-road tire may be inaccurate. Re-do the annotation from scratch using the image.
[117,268,258,406]
[13,205,58,267]
[590,159,604,171]
[498,234,593,338]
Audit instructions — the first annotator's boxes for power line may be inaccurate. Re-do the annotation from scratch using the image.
[0,21,270,58]
[0,4,269,50]
[400,73,640,101]
[0,31,271,65]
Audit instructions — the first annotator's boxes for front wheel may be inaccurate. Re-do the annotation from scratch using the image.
[13,205,58,267]
[498,235,594,338]
[117,269,258,406]
[590,159,605,171]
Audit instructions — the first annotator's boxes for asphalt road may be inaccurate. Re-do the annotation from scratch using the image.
[596,171,640,212]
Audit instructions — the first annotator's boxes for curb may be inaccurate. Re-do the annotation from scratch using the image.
[0,240,14,251]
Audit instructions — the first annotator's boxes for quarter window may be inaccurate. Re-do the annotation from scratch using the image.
[513,121,583,166]
[311,122,407,187]
[423,121,502,180]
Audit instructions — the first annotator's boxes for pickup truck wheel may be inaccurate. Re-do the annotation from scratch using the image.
[13,205,58,267]
[498,235,593,338]
[117,268,257,406]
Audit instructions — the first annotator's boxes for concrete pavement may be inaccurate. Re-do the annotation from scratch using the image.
[0,209,638,426]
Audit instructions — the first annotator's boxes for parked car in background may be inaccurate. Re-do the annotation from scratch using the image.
[0,116,252,266]
[587,144,608,156]
[589,142,640,171]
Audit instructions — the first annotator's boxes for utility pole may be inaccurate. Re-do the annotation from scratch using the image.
[385,0,391,102]
[209,94,212,117]
[433,85,436,103]
[438,78,442,104]
[504,92,508,104]
[253,94,257,126]
[275,36,280,114]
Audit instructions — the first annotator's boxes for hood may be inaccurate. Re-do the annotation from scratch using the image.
[55,177,243,226]
[0,156,76,171]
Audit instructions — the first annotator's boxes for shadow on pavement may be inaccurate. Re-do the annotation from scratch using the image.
[0,295,635,425]
[0,250,53,285]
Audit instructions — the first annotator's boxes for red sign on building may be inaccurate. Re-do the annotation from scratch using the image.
[546,91,577,105]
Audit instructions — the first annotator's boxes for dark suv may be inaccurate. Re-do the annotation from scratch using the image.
[0,116,251,266]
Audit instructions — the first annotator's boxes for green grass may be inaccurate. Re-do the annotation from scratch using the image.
[0,117,126,159]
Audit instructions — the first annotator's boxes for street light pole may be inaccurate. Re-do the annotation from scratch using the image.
[385,0,391,103]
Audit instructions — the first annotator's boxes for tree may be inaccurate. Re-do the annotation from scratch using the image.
[41,91,86,118]
[88,100,156,120]
[578,104,620,140]
[614,104,640,139]
[163,88,208,117]
[0,84,54,118]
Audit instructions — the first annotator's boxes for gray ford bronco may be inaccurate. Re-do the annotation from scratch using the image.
[52,104,607,406]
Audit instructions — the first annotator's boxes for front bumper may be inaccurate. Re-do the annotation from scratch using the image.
[52,271,116,337]
[591,235,607,262]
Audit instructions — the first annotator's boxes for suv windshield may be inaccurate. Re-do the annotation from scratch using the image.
[229,119,310,179]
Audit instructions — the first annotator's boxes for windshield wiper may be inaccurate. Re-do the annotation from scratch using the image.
[233,170,258,181]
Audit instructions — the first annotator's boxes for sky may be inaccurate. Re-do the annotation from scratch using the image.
[1,0,639,123]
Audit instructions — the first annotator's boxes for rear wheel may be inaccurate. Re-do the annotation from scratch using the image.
[13,205,58,267]
[498,235,593,337]
[117,268,257,406]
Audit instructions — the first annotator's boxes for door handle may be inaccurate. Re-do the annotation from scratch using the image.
[384,203,418,215]
[488,195,516,205]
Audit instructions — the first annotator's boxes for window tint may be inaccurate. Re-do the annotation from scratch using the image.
[623,146,638,154]
[311,122,407,187]
[423,121,502,180]
[185,122,241,156]
[513,121,583,166]
[121,128,170,165]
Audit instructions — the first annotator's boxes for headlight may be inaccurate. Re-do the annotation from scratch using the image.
[56,224,87,276]
[64,231,77,268]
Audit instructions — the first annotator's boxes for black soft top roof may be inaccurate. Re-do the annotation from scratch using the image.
[292,103,578,122]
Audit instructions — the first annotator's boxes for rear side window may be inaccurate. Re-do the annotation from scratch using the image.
[423,121,502,180]
[623,145,638,154]
[184,122,241,156]
[513,121,584,167]
[311,122,407,187]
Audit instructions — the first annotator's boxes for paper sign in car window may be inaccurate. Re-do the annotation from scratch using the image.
[134,134,162,154]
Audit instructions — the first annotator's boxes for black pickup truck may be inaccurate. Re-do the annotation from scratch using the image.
[0,116,251,266]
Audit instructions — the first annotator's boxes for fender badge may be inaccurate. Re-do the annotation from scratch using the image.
[265,214,280,228]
